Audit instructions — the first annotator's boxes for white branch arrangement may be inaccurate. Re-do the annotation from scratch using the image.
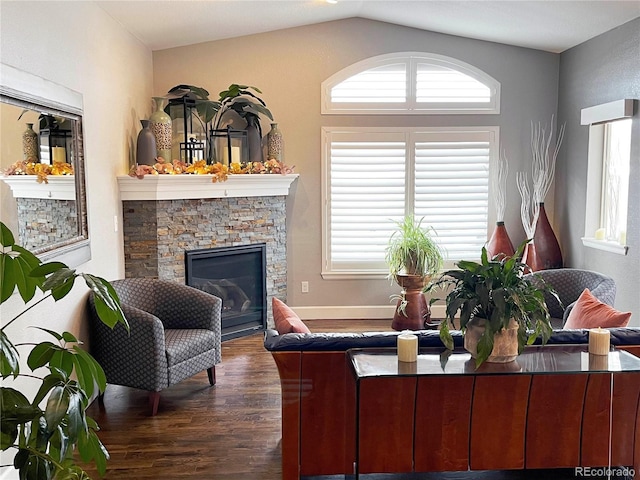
[492,149,509,222]
[517,171,539,239]
[531,115,566,204]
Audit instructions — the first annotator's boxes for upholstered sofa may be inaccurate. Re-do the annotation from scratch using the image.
[264,327,640,480]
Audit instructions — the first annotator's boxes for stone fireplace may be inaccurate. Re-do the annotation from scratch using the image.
[118,174,298,329]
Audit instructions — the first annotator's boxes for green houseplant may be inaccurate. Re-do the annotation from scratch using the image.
[385,216,443,330]
[431,240,557,366]
[0,222,128,479]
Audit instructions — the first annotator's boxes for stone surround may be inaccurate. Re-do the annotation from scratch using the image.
[16,198,78,250]
[119,174,298,328]
[122,196,287,327]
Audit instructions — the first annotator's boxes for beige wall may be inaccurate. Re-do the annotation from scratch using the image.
[0,4,152,474]
[153,18,559,316]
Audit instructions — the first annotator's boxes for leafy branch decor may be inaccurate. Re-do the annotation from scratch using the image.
[531,115,565,205]
[486,149,515,258]
[493,149,508,224]
[0,221,128,479]
[213,84,273,132]
[165,84,220,125]
[431,241,557,366]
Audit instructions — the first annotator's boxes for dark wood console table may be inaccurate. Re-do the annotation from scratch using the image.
[348,345,640,478]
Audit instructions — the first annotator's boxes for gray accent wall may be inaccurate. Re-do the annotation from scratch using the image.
[557,18,640,324]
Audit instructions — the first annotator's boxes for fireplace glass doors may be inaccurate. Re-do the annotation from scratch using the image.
[185,244,267,341]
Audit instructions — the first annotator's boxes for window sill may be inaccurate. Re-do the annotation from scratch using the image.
[581,237,628,255]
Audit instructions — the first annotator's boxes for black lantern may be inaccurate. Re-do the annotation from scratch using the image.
[168,96,208,163]
[39,128,72,165]
[209,126,248,166]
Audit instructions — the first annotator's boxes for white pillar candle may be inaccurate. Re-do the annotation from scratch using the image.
[588,327,610,356]
[230,146,241,164]
[52,146,66,164]
[594,228,606,240]
[222,146,241,165]
[397,331,418,363]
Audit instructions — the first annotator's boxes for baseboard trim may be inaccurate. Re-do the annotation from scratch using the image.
[291,305,447,321]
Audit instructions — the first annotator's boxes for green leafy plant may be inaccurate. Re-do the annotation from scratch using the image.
[429,240,558,366]
[385,215,443,279]
[165,84,220,124]
[214,83,273,130]
[0,222,128,479]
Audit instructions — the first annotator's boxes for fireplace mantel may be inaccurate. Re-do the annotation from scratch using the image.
[1,175,76,201]
[117,174,298,201]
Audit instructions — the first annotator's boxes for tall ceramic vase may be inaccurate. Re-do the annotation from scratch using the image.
[246,114,263,164]
[136,120,157,166]
[149,97,172,162]
[267,122,283,161]
[533,203,563,269]
[22,123,39,161]
[522,241,543,272]
[486,221,515,259]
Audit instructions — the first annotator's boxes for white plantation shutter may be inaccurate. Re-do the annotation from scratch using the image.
[323,128,496,276]
[327,132,407,272]
[416,63,491,103]
[330,63,406,103]
[414,131,493,261]
[322,52,500,114]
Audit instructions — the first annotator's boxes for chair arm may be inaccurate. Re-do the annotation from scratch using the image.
[156,283,222,331]
[88,295,169,391]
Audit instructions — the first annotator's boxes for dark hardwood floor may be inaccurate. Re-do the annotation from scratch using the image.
[82,319,389,479]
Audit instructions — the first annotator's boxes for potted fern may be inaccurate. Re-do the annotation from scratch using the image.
[0,221,128,479]
[385,215,443,330]
[430,241,557,366]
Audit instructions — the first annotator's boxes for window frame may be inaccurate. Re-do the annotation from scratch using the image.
[321,126,499,279]
[321,52,501,115]
[580,99,635,256]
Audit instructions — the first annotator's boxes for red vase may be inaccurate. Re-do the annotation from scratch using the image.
[486,222,515,260]
[522,241,543,272]
[533,203,563,269]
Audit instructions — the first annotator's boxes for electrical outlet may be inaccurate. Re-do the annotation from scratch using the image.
[301,281,309,293]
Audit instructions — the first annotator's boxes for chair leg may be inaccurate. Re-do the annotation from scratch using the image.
[207,366,216,386]
[148,391,161,416]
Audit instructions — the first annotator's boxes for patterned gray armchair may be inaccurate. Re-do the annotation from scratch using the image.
[88,278,222,415]
[524,268,616,329]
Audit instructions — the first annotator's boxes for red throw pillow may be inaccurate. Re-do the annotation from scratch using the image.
[563,288,631,329]
[272,298,311,334]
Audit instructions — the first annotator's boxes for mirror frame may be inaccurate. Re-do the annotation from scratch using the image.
[0,63,90,266]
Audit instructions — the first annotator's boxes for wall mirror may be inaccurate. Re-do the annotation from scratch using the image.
[1,63,90,266]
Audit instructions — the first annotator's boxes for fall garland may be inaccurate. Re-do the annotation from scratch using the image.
[129,157,295,183]
[3,160,74,184]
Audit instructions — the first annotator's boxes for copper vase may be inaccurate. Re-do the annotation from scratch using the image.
[391,274,431,331]
[486,221,515,260]
[522,241,543,272]
[533,203,563,269]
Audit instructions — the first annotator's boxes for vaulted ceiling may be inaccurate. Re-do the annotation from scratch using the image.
[97,0,640,53]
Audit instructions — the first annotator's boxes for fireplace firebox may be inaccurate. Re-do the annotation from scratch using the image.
[185,244,267,341]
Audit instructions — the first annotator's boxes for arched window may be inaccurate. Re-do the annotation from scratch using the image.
[322,52,500,114]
